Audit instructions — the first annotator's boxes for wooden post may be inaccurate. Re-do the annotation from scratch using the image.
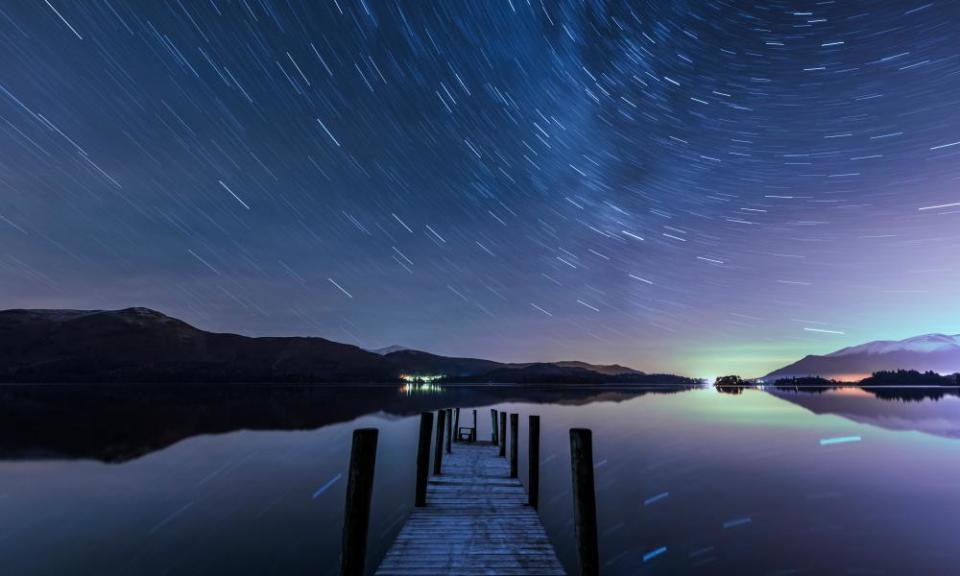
[472,409,477,442]
[490,409,498,443]
[510,413,519,478]
[454,408,460,443]
[570,428,599,576]
[445,409,452,454]
[499,412,507,457]
[339,428,378,576]
[434,410,446,475]
[415,412,433,507]
[528,415,540,509]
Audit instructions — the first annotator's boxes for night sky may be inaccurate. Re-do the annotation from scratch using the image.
[1,1,958,377]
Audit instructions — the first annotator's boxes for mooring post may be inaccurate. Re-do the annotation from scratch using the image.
[415,412,433,506]
[434,409,446,475]
[339,428,379,576]
[491,408,498,443]
[529,415,540,509]
[472,409,477,442]
[445,408,452,454]
[570,428,599,576]
[499,411,507,457]
[453,408,460,443]
[509,413,519,478]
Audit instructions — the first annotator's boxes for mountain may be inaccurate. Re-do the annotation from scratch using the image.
[552,361,642,376]
[764,333,960,381]
[0,307,690,384]
[369,345,410,355]
[380,350,650,380]
[458,363,692,385]
[0,307,395,383]
[382,349,503,377]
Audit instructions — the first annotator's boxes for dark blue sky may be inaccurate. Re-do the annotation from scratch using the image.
[1,1,958,375]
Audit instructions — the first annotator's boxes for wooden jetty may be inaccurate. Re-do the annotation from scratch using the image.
[376,439,563,575]
[338,409,598,576]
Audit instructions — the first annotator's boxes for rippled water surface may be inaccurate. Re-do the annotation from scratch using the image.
[2,384,960,575]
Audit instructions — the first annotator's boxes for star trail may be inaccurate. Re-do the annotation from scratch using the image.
[1,1,958,376]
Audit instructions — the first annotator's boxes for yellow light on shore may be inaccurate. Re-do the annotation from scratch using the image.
[400,373,445,383]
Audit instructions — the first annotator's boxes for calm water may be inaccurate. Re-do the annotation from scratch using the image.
[3,384,960,575]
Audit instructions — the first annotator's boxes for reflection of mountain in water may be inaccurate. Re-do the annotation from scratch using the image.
[773,375,960,402]
[0,384,689,463]
[769,387,960,439]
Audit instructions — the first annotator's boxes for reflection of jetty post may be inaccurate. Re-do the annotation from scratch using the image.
[509,413,519,478]
[570,428,599,576]
[339,428,378,576]
[415,412,433,506]
[490,408,498,443]
[528,415,540,509]
[433,410,446,475]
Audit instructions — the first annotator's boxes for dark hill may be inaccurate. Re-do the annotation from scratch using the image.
[0,307,394,383]
[552,361,641,376]
[0,307,692,384]
[459,363,694,385]
[382,349,503,377]
[381,350,647,379]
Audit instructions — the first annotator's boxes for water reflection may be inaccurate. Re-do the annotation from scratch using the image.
[2,385,960,575]
[725,380,960,403]
[772,386,960,439]
[0,384,685,462]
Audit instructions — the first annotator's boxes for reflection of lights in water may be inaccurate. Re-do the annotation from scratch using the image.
[400,382,443,396]
[831,387,872,397]
[399,373,445,394]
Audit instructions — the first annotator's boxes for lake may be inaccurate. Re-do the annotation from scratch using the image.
[2,384,960,575]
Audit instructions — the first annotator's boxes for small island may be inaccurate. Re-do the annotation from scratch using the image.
[713,375,758,394]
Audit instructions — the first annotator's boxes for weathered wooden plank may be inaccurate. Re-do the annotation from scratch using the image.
[375,433,565,576]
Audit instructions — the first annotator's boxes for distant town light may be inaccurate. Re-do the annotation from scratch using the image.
[400,374,445,383]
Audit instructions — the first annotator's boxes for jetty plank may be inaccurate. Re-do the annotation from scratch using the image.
[375,440,564,575]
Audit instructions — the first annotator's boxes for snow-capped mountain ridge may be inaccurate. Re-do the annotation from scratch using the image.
[827,334,960,357]
[765,332,960,381]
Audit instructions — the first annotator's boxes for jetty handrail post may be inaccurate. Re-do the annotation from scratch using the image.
[570,428,599,576]
[490,408,498,443]
[510,413,519,478]
[528,415,540,509]
[445,409,452,454]
[339,428,379,576]
[433,410,446,475]
[415,412,434,506]
[499,412,507,457]
[453,408,460,443]
[471,409,477,442]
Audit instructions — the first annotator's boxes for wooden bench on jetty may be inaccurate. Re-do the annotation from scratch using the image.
[337,407,600,576]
